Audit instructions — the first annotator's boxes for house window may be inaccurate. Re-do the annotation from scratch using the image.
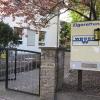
[39,31,46,46]
[14,27,23,44]
[14,27,23,38]
[27,29,36,46]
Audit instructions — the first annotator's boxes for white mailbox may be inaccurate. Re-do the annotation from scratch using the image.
[70,21,100,71]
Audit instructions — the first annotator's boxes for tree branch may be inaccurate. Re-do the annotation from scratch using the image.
[42,9,69,26]
[70,8,91,20]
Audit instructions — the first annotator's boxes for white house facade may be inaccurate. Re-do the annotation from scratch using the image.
[3,15,59,52]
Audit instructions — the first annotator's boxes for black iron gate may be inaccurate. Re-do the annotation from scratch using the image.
[5,48,41,95]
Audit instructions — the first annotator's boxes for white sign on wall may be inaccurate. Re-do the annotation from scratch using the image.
[27,29,36,46]
[70,21,100,71]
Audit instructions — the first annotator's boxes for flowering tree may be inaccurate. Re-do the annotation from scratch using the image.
[0,0,63,27]
[0,0,98,28]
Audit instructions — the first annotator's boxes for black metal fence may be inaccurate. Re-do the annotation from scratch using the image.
[0,48,7,81]
[5,48,41,95]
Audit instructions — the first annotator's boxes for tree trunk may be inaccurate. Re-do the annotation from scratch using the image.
[90,0,97,20]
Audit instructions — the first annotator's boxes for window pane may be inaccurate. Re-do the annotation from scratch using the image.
[27,29,36,46]
[39,31,45,46]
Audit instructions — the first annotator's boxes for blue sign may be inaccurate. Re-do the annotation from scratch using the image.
[72,35,99,46]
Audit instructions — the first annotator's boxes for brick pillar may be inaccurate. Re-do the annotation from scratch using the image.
[40,47,64,100]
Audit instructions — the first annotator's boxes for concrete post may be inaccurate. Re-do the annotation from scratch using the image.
[40,47,64,100]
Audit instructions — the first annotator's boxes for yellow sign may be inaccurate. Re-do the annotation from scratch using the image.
[71,21,100,71]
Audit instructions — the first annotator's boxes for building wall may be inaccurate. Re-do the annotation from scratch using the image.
[3,16,59,52]
[41,16,59,47]
[17,29,41,52]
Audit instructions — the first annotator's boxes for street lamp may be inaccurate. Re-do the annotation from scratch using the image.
[94,28,100,41]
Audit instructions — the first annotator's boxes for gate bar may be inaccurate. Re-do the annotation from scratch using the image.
[14,50,17,80]
[5,49,8,89]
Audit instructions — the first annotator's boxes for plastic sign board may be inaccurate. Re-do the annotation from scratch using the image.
[70,21,100,71]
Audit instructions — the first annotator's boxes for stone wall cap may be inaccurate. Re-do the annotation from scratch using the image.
[40,47,65,50]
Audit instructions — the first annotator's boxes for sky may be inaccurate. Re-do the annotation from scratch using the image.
[60,9,72,22]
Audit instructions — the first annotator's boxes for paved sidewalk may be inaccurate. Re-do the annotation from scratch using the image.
[0,81,100,100]
[0,82,39,100]
[56,91,100,100]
